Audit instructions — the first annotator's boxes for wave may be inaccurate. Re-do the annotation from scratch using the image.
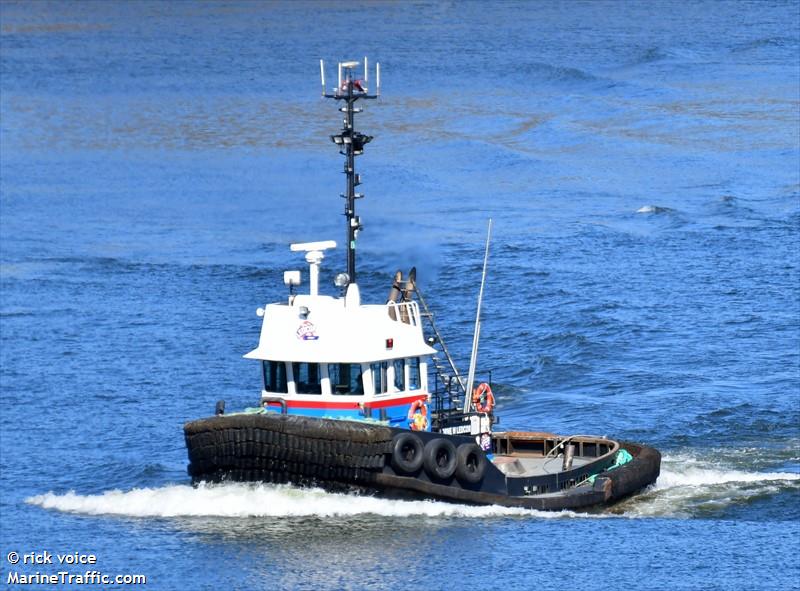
[732,36,798,53]
[617,46,701,70]
[26,483,537,519]
[0,255,285,283]
[628,47,670,66]
[26,451,799,521]
[613,453,800,518]
[656,460,799,489]
[513,61,613,88]
[0,308,36,318]
[636,205,675,214]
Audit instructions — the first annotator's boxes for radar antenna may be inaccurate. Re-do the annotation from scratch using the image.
[319,58,380,286]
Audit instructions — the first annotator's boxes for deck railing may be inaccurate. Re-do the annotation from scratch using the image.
[386,300,420,326]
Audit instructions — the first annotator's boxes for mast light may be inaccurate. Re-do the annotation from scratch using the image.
[334,272,350,288]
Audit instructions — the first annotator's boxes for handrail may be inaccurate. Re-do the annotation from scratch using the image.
[261,397,288,414]
[411,279,465,396]
[545,435,617,458]
[386,300,419,326]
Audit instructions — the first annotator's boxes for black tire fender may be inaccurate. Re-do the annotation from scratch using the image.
[423,438,458,480]
[390,432,424,475]
[455,443,487,484]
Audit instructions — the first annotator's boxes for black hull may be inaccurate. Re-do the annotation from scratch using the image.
[184,413,660,511]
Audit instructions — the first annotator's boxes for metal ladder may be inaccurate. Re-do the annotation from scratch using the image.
[411,278,466,402]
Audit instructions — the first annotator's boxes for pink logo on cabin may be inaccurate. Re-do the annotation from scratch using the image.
[296,321,319,341]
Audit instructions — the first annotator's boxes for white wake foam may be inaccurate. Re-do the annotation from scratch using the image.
[27,454,799,520]
[26,482,541,519]
[613,453,800,518]
[655,461,800,490]
[636,204,674,214]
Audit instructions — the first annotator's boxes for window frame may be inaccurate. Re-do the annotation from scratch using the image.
[328,362,366,396]
[261,360,288,394]
[291,362,323,395]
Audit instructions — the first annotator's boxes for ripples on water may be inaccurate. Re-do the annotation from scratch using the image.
[1,1,799,590]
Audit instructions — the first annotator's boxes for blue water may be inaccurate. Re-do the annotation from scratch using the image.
[2,1,799,589]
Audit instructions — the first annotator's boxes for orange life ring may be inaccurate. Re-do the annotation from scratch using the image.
[472,383,495,413]
[408,399,428,431]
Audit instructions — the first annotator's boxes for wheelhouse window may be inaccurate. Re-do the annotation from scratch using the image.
[408,357,421,390]
[371,361,388,395]
[393,359,405,391]
[328,363,364,395]
[292,362,322,394]
[262,361,288,393]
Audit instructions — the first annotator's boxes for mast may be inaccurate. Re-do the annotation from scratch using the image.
[321,59,380,286]
[463,219,493,413]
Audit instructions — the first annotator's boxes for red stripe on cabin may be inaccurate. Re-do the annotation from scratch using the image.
[367,394,429,409]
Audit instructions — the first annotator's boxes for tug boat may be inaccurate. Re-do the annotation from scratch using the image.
[183,60,661,510]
